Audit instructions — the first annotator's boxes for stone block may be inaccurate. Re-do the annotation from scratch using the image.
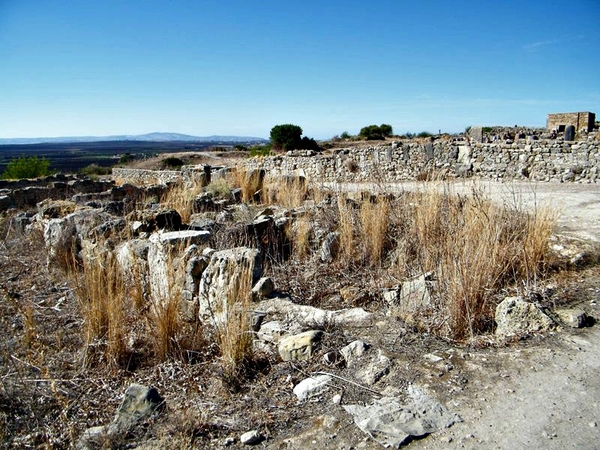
[278,330,323,361]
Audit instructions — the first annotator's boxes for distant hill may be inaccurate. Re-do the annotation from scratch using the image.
[0,132,269,145]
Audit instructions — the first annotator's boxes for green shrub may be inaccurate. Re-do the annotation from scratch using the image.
[1,156,53,179]
[270,124,320,151]
[118,153,134,164]
[249,144,273,157]
[81,164,112,176]
[417,131,433,138]
[162,157,185,169]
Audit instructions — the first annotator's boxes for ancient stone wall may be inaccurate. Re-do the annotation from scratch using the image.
[112,165,213,186]
[0,175,115,210]
[240,140,600,184]
[547,112,596,132]
[112,168,182,185]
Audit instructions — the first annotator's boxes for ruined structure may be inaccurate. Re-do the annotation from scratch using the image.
[547,112,596,133]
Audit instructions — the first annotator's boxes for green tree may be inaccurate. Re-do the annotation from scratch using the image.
[379,124,393,137]
[359,124,393,140]
[1,156,53,179]
[270,124,303,150]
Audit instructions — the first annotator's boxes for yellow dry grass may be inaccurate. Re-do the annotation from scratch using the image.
[214,262,254,383]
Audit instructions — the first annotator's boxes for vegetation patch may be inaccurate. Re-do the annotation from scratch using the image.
[1,156,53,179]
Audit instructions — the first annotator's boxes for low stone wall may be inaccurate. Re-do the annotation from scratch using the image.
[112,165,213,186]
[0,176,115,210]
[112,168,182,185]
[240,139,600,183]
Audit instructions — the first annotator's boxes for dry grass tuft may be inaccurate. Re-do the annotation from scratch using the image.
[214,262,254,385]
[73,251,128,367]
[263,176,308,208]
[290,215,312,258]
[229,168,264,203]
[360,197,390,266]
[161,180,205,223]
[337,196,356,262]
[392,185,558,339]
[206,177,232,199]
[279,181,557,341]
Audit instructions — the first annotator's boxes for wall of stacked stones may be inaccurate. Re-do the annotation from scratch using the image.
[241,140,600,183]
[112,168,182,185]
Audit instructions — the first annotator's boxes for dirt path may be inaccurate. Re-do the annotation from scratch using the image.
[409,320,600,449]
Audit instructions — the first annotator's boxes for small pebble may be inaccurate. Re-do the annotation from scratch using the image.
[240,430,264,445]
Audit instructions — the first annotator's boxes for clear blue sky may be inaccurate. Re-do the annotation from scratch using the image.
[1,0,599,139]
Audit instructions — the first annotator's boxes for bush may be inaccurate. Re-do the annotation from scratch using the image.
[248,144,273,157]
[118,153,134,164]
[161,157,185,169]
[417,131,433,138]
[80,164,112,176]
[1,156,53,179]
[299,136,320,151]
[359,124,393,140]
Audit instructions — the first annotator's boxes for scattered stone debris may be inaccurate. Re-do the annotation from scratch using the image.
[343,386,461,448]
[555,308,588,328]
[278,330,323,361]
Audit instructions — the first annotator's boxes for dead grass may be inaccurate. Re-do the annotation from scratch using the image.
[290,215,312,258]
[148,251,183,361]
[161,179,205,223]
[214,262,254,385]
[229,168,264,203]
[72,250,128,367]
[281,182,557,340]
[337,196,356,262]
[394,186,557,339]
[206,177,232,199]
[359,197,390,266]
[263,176,308,208]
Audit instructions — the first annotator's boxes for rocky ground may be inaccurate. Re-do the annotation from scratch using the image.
[0,175,598,449]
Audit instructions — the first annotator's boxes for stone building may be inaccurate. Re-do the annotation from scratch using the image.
[547,112,596,133]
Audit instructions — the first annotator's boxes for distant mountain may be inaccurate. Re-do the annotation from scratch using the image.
[0,132,269,145]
